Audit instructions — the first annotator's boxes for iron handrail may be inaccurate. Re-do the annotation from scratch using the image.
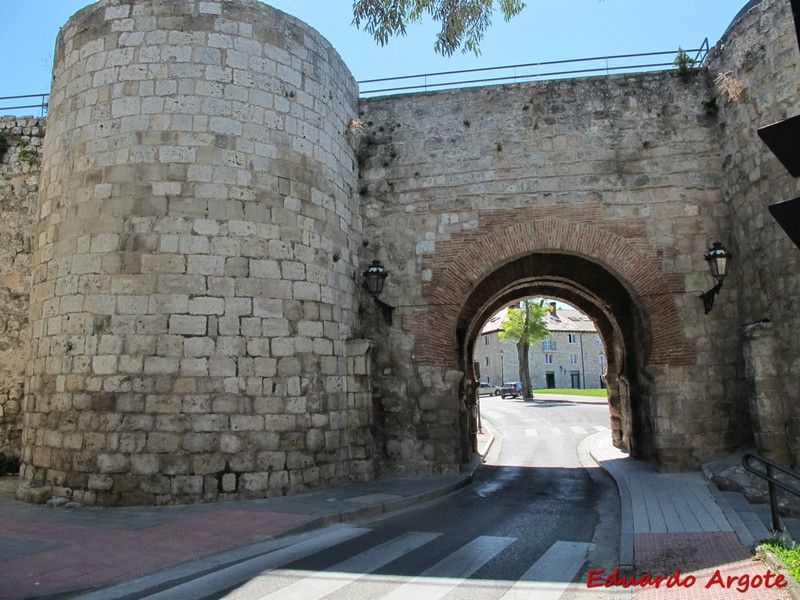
[741,450,800,534]
[0,94,49,116]
[359,42,710,96]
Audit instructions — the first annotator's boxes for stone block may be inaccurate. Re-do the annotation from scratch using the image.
[222,472,237,492]
[171,475,203,495]
[240,472,269,491]
[169,315,207,336]
[231,415,264,431]
[130,454,160,475]
[146,433,181,453]
[192,453,226,474]
[97,453,129,474]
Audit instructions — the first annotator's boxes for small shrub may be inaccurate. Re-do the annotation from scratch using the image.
[759,536,799,583]
[674,48,697,79]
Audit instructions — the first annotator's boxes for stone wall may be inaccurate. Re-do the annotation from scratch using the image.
[708,0,800,466]
[0,117,43,471]
[357,66,747,470]
[18,0,368,505]
[3,0,799,506]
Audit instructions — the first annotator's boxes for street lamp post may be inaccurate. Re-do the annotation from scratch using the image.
[499,348,505,384]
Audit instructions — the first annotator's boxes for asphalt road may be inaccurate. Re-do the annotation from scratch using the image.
[145,394,622,600]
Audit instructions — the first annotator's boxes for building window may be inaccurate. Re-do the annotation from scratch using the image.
[570,354,578,364]
[544,354,553,364]
[485,357,490,367]
[568,333,577,344]
[542,337,555,351]
[484,336,489,346]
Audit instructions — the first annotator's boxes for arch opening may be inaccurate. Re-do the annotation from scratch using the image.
[457,252,653,465]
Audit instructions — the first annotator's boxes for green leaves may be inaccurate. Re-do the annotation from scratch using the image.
[352,0,526,56]
[497,299,550,345]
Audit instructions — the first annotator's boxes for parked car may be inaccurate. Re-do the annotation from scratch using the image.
[497,381,523,398]
[477,383,495,397]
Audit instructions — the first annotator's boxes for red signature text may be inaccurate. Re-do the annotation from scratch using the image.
[586,568,786,592]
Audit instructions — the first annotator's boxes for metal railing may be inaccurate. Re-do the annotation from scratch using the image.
[741,450,800,534]
[0,94,49,116]
[0,40,711,110]
[359,40,709,96]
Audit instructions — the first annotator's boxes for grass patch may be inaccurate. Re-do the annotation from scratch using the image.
[533,388,607,397]
[759,536,799,583]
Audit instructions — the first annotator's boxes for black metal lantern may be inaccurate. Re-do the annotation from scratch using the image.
[363,260,388,297]
[701,242,733,314]
[705,242,732,283]
[363,260,394,324]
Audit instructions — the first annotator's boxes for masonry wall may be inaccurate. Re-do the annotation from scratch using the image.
[4,0,799,506]
[708,0,800,466]
[0,117,43,470]
[357,67,748,470]
[19,0,368,505]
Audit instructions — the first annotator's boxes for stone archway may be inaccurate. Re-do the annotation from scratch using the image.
[460,256,642,461]
[411,218,695,465]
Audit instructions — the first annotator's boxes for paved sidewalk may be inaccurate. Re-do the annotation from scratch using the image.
[588,432,799,599]
[0,428,796,599]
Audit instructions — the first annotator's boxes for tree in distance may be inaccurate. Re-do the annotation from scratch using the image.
[352,0,526,56]
[498,299,550,398]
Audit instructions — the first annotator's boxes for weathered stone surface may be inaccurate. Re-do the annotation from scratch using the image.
[0,116,41,468]
[1,0,799,506]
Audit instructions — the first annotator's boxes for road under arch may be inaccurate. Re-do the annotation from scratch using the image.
[458,252,651,464]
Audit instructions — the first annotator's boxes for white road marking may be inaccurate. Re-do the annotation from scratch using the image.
[380,535,515,600]
[499,540,595,599]
[257,531,440,600]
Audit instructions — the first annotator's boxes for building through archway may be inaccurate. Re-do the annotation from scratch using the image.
[459,252,649,463]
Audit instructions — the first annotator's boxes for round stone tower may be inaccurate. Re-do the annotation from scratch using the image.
[20,0,366,505]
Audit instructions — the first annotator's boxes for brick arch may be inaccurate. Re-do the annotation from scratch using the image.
[415,218,694,368]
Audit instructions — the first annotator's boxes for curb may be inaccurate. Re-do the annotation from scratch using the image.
[759,547,800,600]
[585,431,634,572]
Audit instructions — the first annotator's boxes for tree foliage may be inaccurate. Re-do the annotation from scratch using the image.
[498,299,550,397]
[352,0,526,56]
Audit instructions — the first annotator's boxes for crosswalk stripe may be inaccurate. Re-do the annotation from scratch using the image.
[380,535,515,600]
[499,540,595,600]
[525,425,609,437]
[141,525,371,600]
[257,531,440,600]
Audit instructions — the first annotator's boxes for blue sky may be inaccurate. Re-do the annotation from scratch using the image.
[1,0,748,114]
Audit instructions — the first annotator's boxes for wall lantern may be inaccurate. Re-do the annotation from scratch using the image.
[701,242,733,314]
[363,260,394,325]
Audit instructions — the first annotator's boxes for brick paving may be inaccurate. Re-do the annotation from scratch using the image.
[0,509,314,599]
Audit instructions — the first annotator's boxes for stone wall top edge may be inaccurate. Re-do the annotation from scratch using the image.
[359,68,703,106]
[714,0,764,46]
[56,0,356,91]
[0,116,46,125]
